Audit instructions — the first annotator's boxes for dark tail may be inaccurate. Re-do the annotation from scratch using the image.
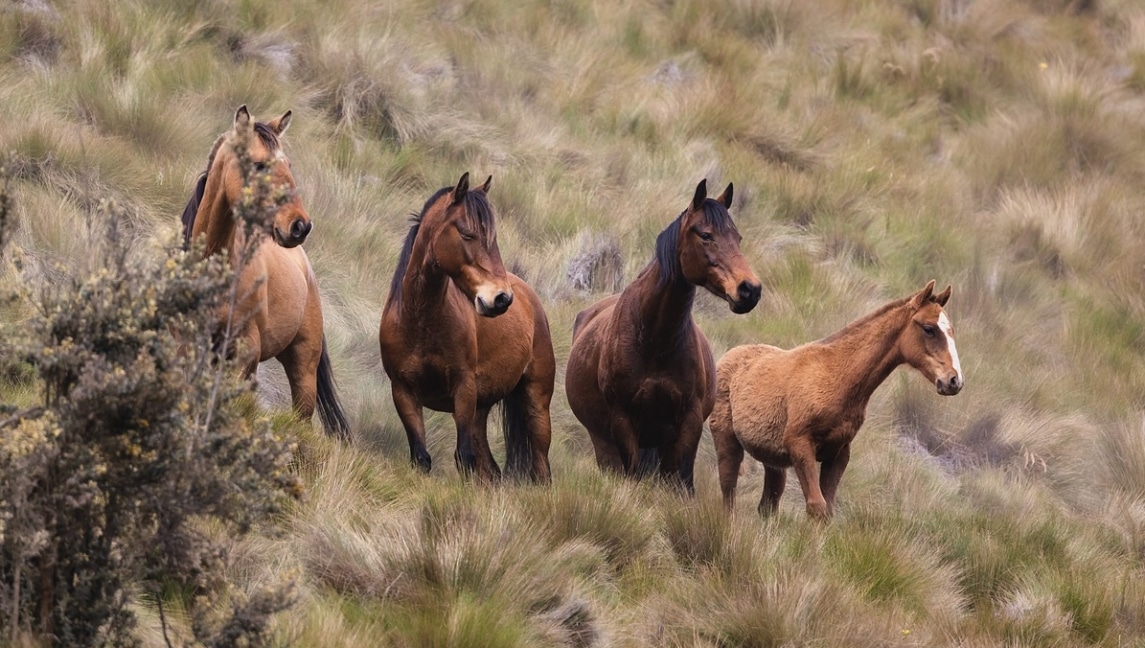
[316,336,351,441]
[501,388,537,482]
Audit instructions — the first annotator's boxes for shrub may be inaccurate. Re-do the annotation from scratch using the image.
[0,143,300,647]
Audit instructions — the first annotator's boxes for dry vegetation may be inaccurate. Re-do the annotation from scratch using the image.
[3,0,1145,645]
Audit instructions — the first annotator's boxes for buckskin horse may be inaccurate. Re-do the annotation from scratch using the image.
[564,179,762,492]
[710,280,964,519]
[379,173,555,483]
[180,105,350,439]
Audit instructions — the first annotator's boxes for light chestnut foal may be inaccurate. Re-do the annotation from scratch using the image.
[710,281,963,519]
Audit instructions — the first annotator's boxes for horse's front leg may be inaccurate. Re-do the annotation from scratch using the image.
[789,434,829,520]
[608,413,641,477]
[391,384,432,472]
[659,409,705,495]
[818,442,851,517]
[451,380,493,481]
[471,406,502,482]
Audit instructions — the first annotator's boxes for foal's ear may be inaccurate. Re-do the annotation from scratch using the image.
[691,179,708,212]
[716,182,734,209]
[268,110,292,136]
[478,175,493,193]
[452,172,471,205]
[233,105,252,133]
[933,284,952,307]
[911,280,937,307]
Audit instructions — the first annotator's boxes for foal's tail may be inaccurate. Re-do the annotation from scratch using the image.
[501,388,541,482]
[316,336,351,441]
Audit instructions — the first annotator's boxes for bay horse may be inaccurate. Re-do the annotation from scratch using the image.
[378,173,555,483]
[710,280,964,519]
[180,105,350,439]
[564,179,762,492]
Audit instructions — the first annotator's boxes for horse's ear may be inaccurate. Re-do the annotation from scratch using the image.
[934,284,952,306]
[269,110,292,135]
[692,179,708,212]
[717,182,733,209]
[452,172,471,205]
[911,280,937,307]
[233,105,252,133]
[479,175,492,193]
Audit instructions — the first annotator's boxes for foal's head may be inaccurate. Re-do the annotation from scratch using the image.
[420,172,513,317]
[663,179,761,313]
[213,105,311,248]
[902,280,964,396]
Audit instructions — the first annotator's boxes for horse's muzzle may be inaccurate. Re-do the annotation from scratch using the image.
[275,219,312,248]
[937,374,963,396]
[476,290,513,317]
[729,280,762,314]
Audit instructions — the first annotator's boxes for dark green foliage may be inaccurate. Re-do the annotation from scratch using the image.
[0,151,299,645]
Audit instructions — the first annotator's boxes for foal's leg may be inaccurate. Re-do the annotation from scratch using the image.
[709,397,744,510]
[789,435,829,519]
[470,406,502,482]
[818,442,851,517]
[759,466,787,516]
[391,384,432,472]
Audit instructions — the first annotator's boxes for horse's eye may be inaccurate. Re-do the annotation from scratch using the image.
[253,161,271,173]
[922,325,936,338]
[457,227,476,241]
[698,231,714,242]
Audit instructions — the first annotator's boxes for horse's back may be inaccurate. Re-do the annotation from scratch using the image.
[572,294,620,343]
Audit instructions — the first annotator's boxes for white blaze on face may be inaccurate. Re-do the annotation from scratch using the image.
[938,311,962,381]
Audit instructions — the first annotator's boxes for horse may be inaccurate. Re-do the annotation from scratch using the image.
[379,172,555,483]
[564,179,762,492]
[709,280,964,519]
[180,105,350,439]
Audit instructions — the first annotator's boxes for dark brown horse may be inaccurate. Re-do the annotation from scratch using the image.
[710,281,964,519]
[564,179,762,492]
[379,173,555,482]
[180,105,349,439]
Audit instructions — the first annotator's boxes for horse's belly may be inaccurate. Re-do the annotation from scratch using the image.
[729,387,791,467]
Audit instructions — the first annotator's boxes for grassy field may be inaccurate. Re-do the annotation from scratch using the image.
[4,0,1145,645]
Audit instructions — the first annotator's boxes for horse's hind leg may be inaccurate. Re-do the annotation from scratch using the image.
[760,466,786,516]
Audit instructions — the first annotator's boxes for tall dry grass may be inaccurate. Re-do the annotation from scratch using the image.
[4,0,1145,645]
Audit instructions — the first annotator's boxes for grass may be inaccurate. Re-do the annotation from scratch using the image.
[4,0,1145,645]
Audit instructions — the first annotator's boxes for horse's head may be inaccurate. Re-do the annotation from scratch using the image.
[422,172,514,317]
[675,179,761,314]
[220,105,311,248]
[903,280,964,396]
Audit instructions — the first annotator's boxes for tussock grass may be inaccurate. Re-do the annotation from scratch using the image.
[5,0,1145,644]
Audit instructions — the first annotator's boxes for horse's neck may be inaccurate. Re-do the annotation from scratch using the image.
[618,265,696,357]
[193,174,237,257]
[822,304,910,404]
[396,228,453,323]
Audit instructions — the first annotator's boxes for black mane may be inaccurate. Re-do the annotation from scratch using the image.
[653,198,737,286]
[179,122,282,250]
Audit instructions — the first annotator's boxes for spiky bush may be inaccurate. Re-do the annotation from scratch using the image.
[0,154,299,646]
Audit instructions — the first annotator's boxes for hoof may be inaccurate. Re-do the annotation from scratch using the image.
[412,448,432,473]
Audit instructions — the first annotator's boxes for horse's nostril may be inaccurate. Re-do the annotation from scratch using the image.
[738,281,761,302]
[291,219,311,239]
[493,292,513,310]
